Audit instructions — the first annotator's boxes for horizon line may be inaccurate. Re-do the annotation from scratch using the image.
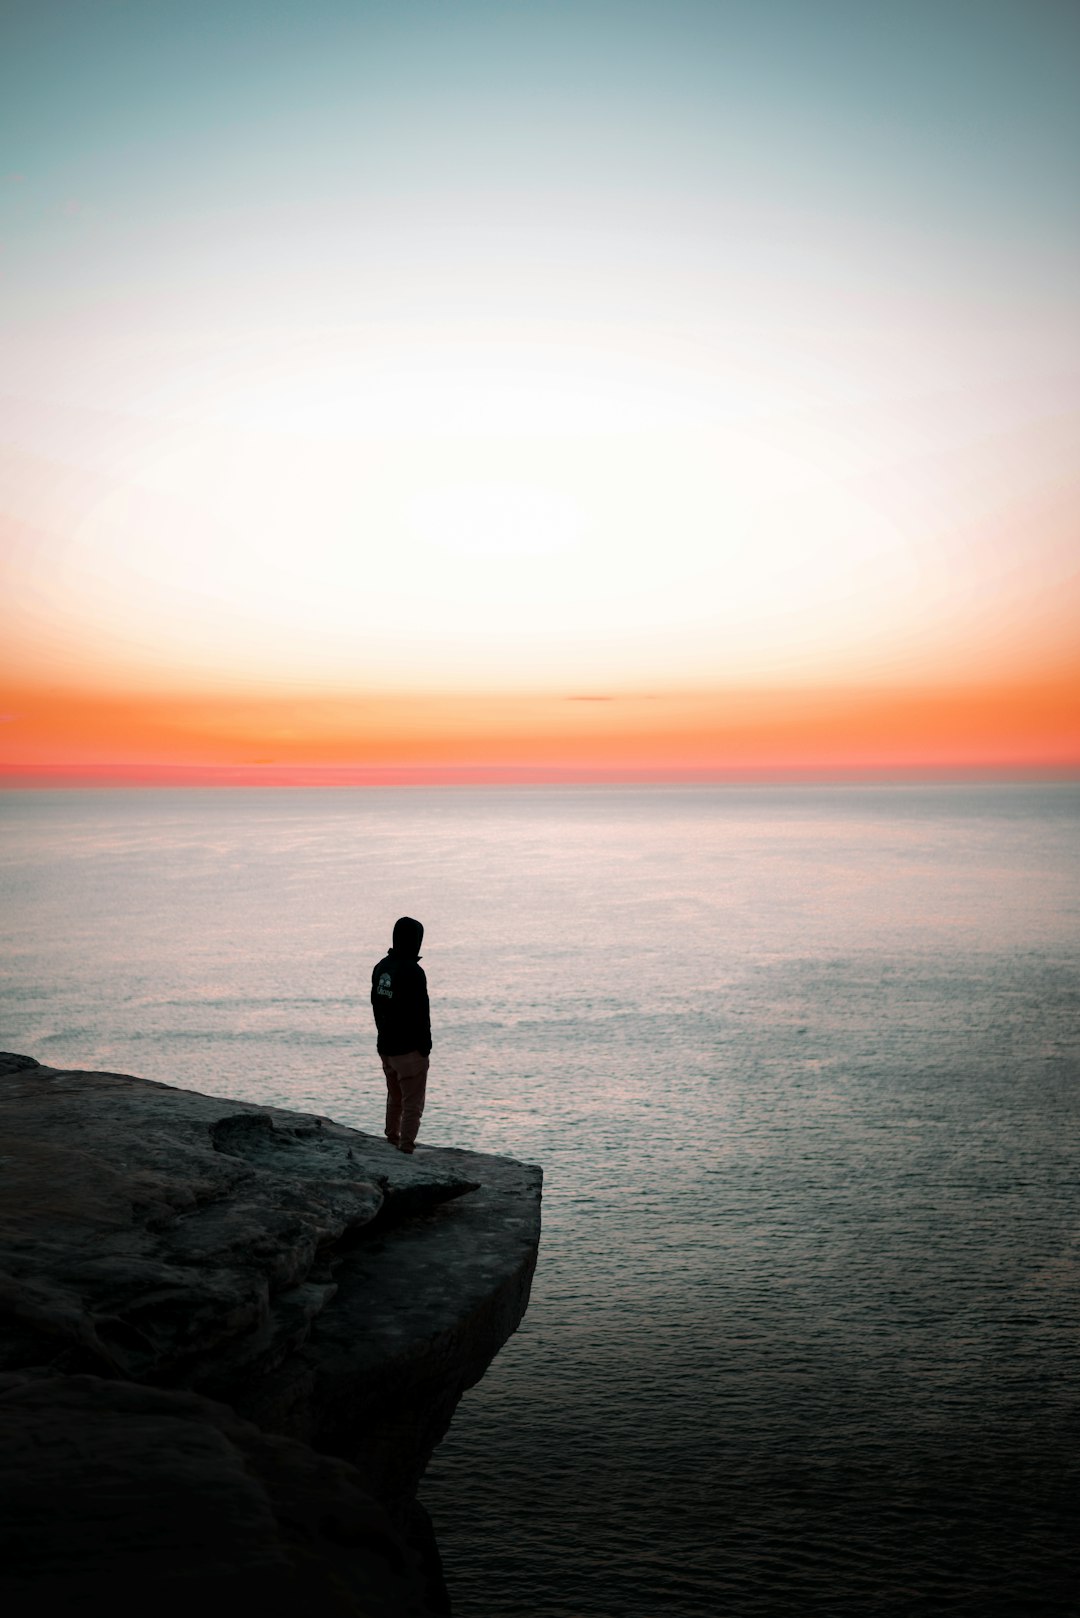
[3,761,1079,790]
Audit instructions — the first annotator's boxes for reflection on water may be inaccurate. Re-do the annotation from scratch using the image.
[2,786,1078,1615]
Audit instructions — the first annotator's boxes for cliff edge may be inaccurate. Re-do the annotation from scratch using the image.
[0,1053,542,1616]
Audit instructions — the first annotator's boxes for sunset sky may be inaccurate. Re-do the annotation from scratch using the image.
[2,0,1077,782]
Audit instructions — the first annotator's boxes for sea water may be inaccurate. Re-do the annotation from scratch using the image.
[1,785,1078,1616]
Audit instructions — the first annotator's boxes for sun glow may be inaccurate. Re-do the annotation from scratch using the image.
[6,327,1076,700]
[406,477,586,561]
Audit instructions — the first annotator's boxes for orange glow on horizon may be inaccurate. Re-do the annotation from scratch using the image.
[3,671,1077,785]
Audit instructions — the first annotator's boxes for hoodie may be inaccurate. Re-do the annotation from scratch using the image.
[370,916,432,1057]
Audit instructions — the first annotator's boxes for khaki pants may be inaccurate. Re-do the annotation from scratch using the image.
[381,1050,429,1148]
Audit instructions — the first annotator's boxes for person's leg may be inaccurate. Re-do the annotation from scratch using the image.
[382,1055,403,1145]
[395,1050,430,1152]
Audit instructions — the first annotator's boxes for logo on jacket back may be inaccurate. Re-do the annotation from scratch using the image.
[376,972,393,999]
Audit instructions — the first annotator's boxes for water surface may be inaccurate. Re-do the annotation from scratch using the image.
[2,785,1078,1615]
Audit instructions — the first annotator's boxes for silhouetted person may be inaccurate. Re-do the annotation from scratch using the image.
[371,916,431,1153]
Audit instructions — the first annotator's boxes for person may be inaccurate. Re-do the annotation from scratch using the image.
[371,915,431,1154]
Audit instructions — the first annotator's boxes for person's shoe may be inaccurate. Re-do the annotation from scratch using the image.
[384,1134,400,1147]
[398,1141,415,1154]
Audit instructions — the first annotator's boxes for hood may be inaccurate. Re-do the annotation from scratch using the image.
[391,915,424,959]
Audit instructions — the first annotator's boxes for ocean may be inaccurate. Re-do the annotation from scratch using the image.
[2,784,1078,1616]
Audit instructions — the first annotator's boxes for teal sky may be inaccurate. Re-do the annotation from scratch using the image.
[4,0,1077,334]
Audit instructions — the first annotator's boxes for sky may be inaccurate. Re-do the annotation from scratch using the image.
[2,0,1078,782]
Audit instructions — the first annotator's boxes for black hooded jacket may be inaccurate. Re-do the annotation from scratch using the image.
[370,916,432,1057]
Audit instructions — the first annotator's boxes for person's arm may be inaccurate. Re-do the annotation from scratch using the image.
[412,964,432,1055]
[370,964,385,1031]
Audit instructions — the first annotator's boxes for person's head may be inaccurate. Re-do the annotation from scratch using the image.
[391,915,424,958]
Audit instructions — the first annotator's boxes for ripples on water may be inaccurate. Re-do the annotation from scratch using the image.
[2,785,1078,1616]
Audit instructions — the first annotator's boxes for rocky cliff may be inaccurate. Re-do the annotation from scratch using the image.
[0,1053,542,1616]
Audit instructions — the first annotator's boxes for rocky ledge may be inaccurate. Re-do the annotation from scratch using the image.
[0,1053,542,1615]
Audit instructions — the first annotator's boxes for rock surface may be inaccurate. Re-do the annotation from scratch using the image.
[0,1373,432,1617]
[0,1054,542,1615]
